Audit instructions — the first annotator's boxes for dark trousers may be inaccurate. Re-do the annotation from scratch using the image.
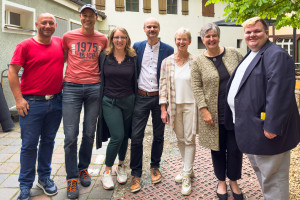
[130,94,165,177]
[102,94,135,167]
[211,124,243,181]
[19,94,62,189]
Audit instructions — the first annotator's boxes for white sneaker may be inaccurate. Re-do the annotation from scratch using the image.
[102,170,114,190]
[116,164,127,184]
[181,176,192,195]
[175,172,184,183]
[175,169,194,183]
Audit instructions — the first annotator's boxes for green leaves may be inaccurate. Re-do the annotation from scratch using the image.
[206,0,300,29]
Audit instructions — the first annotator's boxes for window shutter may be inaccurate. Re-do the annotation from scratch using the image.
[115,0,125,11]
[202,0,208,16]
[202,0,214,17]
[96,0,105,10]
[159,0,167,14]
[143,0,151,13]
[182,0,188,15]
[208,3,214,17]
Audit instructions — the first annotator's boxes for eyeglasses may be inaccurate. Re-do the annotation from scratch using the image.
[113,36,127,40]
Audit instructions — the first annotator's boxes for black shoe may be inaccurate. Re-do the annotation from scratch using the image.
[79,169,91,187]
[17,188,30,200]
[216,183,228,200]
[37,177,58,196]
[229,183,244,200]
[67,179,80,199]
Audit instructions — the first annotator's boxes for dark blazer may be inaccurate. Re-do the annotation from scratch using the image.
[95,52,138,149]
[133,40,174,85]
[225,40,300,155]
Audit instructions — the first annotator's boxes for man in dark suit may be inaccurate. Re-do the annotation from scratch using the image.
[226,17,300,200]
[130,17,174,192]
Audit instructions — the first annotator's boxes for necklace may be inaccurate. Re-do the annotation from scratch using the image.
[206,47,221,62]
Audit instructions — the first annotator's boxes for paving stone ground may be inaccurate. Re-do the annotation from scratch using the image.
[0,113,298,200]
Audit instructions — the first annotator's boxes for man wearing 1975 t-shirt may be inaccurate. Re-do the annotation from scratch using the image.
[62,4,107,199]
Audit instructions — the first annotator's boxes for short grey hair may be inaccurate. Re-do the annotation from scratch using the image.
[175,27,191,42]
[200,23,220,39]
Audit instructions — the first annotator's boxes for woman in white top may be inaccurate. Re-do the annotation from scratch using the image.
[159,27,196,196]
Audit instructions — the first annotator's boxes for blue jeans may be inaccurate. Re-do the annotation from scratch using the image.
[63,82,100,179]
[19,94,62,189]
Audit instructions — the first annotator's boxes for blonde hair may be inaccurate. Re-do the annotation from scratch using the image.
[242,17,268,31]
[105,27,136,57]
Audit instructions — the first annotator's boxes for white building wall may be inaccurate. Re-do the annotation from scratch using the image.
[98,0,247,56]
[0,0,248,108]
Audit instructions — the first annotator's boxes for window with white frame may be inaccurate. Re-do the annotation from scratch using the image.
[8,12,20,27]
[70,21,81,30]
[2,0,35,35]
[53,17,68,38]
[276,38,293,57]
[53,18,81,38]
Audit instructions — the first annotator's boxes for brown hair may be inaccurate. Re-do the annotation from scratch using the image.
[105,27,136,57]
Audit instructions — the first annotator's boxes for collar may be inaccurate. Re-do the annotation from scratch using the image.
[146,41,160,49]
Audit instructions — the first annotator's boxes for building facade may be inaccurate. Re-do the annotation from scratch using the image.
[94,0,246,55]
[268,26,300,63]
[0,0,246,107]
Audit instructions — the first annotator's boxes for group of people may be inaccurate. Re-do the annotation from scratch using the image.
[7,3,300,200]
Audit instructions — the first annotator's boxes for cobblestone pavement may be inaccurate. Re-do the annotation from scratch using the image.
[0,114,299,200]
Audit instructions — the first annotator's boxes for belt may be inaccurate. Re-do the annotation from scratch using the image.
[23,93,61,101]
[138,89,159,96]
